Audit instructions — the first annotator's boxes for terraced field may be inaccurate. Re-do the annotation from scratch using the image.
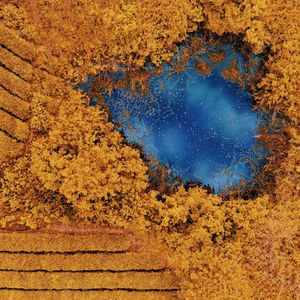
[0,23,62,163]
[0,24,36,162]
[0,231,179,300]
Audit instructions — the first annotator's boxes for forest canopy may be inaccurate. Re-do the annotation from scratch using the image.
[0,0,299,299]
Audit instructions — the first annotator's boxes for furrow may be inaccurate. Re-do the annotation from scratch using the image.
[0,110,29,141]
[0,24,37,62]
[0,86,30,120]
[0,131,24,161]
[0,46,33,81]
[0,67,31,100]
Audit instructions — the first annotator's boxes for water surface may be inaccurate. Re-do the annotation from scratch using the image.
[77,43,264,192]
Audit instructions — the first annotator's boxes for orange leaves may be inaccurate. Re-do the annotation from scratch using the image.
[0,4,37,41]
[146,186,227,248]
[101,0,189,66]
[0,1,299,298]
[14,0,204,75]
[30,90,149,223]
[0,156,70,229]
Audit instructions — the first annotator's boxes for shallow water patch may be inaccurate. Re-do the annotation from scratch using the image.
[77,38,266,193]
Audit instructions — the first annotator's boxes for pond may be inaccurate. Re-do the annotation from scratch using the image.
[76,39,266,193]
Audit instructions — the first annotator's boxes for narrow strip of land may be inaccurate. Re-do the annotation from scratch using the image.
[0,24,37,62]
[0,131,24,161]
[0,87,30,120]
[0,110,29,141]
[0,289,179,300]
[0,46,33,81]
[0,252,166,271]
[0,232,132,252]
[0,67,31,100]
[0,270,179,290]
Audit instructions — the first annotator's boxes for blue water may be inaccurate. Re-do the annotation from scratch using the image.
[76,45,264,193]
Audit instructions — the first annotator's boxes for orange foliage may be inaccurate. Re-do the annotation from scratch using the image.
[0,0,299,299]
[0,156,70,229]
[30,90,155,226]
[10,0,202,80]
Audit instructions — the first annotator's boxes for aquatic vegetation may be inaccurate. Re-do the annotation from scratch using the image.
[94,42,264,193]
[0,0,299,299]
